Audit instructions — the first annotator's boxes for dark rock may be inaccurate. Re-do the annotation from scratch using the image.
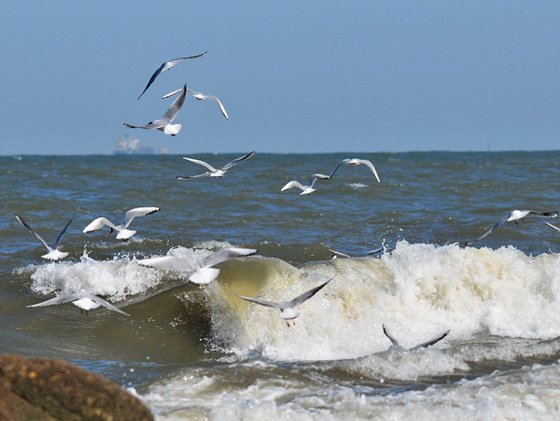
[0,355,153,421]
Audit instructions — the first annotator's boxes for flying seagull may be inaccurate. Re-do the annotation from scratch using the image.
[138,247,257,284]
[281,173,330,195]
[465,210,558,245]
[329,158,380,182]
[83,207,160,242]
[235,276,335,327]
[137,52,207,99]
[15,213,75,261]
[163,87,229,120]
[177,152,255,180]
[383,325,449,351]
[125,84,187,136]
[27,290,130,316]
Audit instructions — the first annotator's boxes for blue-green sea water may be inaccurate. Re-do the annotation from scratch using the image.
[3,151,560,420]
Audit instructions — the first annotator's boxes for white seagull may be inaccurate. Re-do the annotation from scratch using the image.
[329,158,380,182]
[83,207,160,242]
[163,87,229,120]
[137,52,207,99]
[177,152,255,180]
[281,173,330,195]
[27,290,130,316]
[383,325,449,351]
[138,247,257,284]
[465,210,558,245]
[125,84,187,136]
[235,277,334,327]
[15,213,75,261]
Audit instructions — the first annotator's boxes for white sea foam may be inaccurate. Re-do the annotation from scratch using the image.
[203,240,560,363]
[141,359,560,421]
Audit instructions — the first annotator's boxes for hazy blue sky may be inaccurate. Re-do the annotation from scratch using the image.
[1,1,559,155]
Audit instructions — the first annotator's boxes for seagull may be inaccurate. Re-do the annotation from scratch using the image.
[138,247,257,284]
[82,207,160,242]
[329,158,380,182]
[234,277,334,327]
[383,325,449,351]
[281,173,330,195]
[137,52,207,99]
[125,84,187,136]
[163,87,229,120]
[15,213,75,261]
[177,152,255,180]
[465,210,558,245]
[27,290,130,316]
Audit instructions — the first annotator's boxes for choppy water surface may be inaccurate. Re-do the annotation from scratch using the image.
[2,151,560,420]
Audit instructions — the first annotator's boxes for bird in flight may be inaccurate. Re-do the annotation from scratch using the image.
[382,325,449,351]
[177,152,255,180]
[27,290,130,316]
[15,213,76,261]
[465,210,558,245]
[163,87,229,120]
[329,158,380,182]
[281,173,330,195]
[138,247,257,284]
[235,277,335,327]
[138,52,207,99]
[82,207,160,242]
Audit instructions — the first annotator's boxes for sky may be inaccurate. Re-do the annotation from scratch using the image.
[1,1,559,155]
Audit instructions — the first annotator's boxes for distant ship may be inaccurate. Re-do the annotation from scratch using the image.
[113,136,167,155]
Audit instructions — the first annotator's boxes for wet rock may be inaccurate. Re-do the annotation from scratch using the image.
[0,355,153,421]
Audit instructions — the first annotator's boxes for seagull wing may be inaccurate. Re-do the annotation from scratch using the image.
[221,151,255,171]
[159,84,187,124]
[382,325,400,347]
[545,221,560,232]
[138,53,205,99]
[124,122,163,130]
[198,248,257,268]
[329,248,351,258]
[84,291,130,316]
[123,207,160,228]
[183,157,218,172]
[355,159,380,182]
[187,88,229,120]
[234,293,283,309]
[289,276,334,308]
[54,212,76,249]
[328,161,344,178]
[465,212,512,245]
[528,211,558,218]
[27,293,82,308]
[176,173,212,180]
[162,88,184,99]
[137,62,166,99]
[282,180,305,191]
[83,217,118,233]
[168,51,208,63]
[308,173,330,188]
[410,330,450,350]
[15,215,52,252]
[138,255,200,272]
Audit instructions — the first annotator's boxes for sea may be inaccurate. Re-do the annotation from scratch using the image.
[2,151,560,420]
